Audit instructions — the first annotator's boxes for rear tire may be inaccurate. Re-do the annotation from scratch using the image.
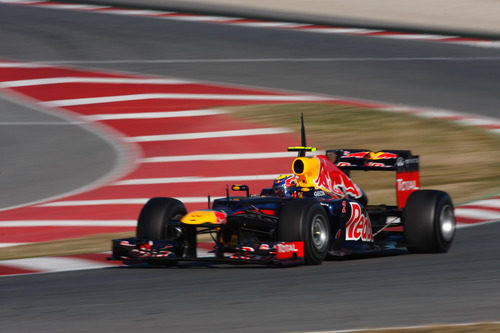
[403,190,456,253]
[279,199,330,265]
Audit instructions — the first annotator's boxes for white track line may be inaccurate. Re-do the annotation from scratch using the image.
[85,9,166,16]
[115,174,278,185]
[0,0,42,3]
[380,106,500,134]
[451,41,500,48]
[84,109,226,121]
[0,121,84,125]
[304,321,500,333]
[457,219,500,228]
[31,56,500,64]
[140,151,298,163]
[376,34,454,40]
[0,77,192,88]
[0,220,136,227]
[38,199,150,207]
[303,28,381,34]
[454,208,500,220]
[0,62,50,68]
[459,198,500,208]
[454,118,500,127]
[400,108,466,118]
[39,93,330,107]
[232,22,308,28]
[124,128,292,142]
[0,0,108,9]
[2,257,117,273]
[161,15,241,22]
[0,242,27,248]
[33,4,110,11]
[38,197,221,207]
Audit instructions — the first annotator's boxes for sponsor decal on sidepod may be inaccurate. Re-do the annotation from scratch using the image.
[345,202,373,242]
[314,157,363,199]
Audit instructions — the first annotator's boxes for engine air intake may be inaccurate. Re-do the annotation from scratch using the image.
[293,159,305,174]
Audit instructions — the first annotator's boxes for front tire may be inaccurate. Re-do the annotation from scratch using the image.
[279,199,330,265]
[136,197,187,240]
[403,190,456,253]
[136,197,188,265]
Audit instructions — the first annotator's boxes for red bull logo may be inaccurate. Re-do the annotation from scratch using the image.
[314,156,363,199]
[342,151,370,158]
[366,162,385,167]
[342,151,398,160]
[214,211,228,224]
[369,152,398,160]
[181,210,227,225]
[345,202,373,242]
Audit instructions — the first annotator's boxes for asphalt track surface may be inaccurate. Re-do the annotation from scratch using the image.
[0,94,121,209]
[0,3,499,332]
[1,223,500,333]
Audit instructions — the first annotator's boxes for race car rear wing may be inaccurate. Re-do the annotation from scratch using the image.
[326,149,420,209]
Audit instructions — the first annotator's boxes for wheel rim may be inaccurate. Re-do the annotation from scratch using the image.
[439,204,455,242]
[311,214,328,251]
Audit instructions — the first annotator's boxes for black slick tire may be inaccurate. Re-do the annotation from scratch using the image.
[279,199,330,265]
[403,190,456,253]
[136,197,187,240]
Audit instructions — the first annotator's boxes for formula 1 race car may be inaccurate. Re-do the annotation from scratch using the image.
[110,117,456,266]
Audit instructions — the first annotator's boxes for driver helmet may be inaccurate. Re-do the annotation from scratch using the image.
[272,174,298,198]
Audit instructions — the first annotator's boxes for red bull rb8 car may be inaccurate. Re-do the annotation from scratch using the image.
[110,118,456,266]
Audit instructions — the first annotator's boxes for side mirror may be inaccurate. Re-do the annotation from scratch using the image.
[231,184,249,197]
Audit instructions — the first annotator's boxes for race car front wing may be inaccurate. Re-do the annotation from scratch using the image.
[109,238,305,266]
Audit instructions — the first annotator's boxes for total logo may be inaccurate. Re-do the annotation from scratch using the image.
[276,243,297,254]
[397,179,419,191]
[274,242,304,260]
